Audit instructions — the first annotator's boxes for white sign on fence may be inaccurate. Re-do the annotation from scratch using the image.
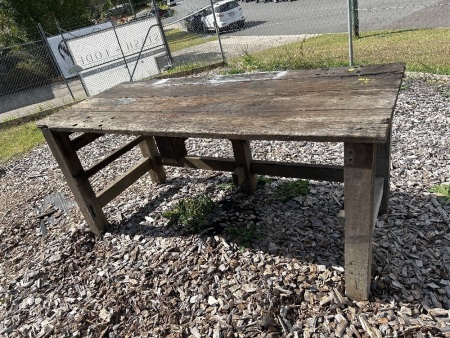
[67,17,167,96]
[47,22,113,79]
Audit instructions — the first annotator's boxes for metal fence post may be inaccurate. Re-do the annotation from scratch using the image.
[111,21,133,81]
[37,23,76,101]
[55,23,89,99]
[347,0,354,66]
[209,0,226,64]
[152,0,173,66]
[352,0,360,38]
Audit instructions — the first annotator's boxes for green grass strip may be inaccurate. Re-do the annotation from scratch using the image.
[227,28,450,75]
[0,122,44,165]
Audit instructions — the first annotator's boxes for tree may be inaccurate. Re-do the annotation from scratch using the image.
[85,0,113,19]
[7,0,91,36]
[0,0,27,46]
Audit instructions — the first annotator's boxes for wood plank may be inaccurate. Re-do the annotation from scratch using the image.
[97,158,152,207]
[344,142,376,301]
[231,140,257,194]
[77,136,145,180]
[338,177,384,229]
[373,177,384,222]
[376,125,392,214]
[41,129,108,235]
[71,132,102,151]
[173,155,236,172]
[232,166,246,186]
[160,156,344,182]
[49,89,400,114]
[97,63,405,98]
[37,111,392,144]
[78,75,403,101]
[251,160,344,182]
[37,64,404,144]
[139,137,166,183]
[154,136,187,163]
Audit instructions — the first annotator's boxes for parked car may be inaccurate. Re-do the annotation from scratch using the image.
[150,7,170,18]
[185,13,205,33]
[202,0,245,31]
[134,10,155,19]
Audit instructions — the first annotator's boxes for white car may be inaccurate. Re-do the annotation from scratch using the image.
[201,0,245,31]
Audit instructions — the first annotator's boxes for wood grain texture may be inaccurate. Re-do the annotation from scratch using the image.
[376,124,392,214]
[41,129,108,235]
[97,158,152,207]
[158,155,344,182]
[344,142,376,301]
[231,140,257,194]
[38,63,405,144]
[139,137,166,184]
[71,132,102,151]
[77,136,145,180]
[154,136,187,163]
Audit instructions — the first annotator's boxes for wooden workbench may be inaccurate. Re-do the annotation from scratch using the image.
[38,63,405,300]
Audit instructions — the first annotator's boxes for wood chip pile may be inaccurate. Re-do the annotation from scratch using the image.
[0,75,449,337]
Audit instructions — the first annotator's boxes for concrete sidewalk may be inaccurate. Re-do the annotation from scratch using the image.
[0,79,87,127]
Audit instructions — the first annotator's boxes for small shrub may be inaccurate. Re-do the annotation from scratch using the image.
[218,180,235,191]
[400,82,411,91]
[240,52,262,72]
[162,195,215,233]
[256,175,272,187]
[430,184,450,206]
[275,179,309,202]
[438,87,450,98]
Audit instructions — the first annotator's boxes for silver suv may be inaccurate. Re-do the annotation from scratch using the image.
[201,0,245,31]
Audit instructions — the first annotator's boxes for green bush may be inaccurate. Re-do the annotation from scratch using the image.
[275,179,309,202]
[162,195,215,233]
[430,184,450,206]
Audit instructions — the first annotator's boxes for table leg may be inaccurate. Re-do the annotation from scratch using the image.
[41,129,108,235]
[344,142,376,301]
[376,125,392,214]
[230,140,257,194]
[139,137,166,183]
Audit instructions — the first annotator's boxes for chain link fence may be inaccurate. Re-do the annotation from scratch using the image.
[0,0,448,122]
[356,0,449,31]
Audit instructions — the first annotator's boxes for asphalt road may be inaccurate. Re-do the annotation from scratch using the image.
[166,0,449,36]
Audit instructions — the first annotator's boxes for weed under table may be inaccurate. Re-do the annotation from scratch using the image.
[38,63,405,300]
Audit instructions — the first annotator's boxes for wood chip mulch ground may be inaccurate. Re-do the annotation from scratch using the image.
[1,74,449,337]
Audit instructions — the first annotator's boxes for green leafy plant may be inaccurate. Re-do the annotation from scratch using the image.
[162,195,215,233]
[256,175,272,187]
[430,184,450,206]
[275,179,309,202]
[438,88,450,98]
[400,82,411,91]
[218,180,235,191]
[227,221,261,248]
[240,51,262,72]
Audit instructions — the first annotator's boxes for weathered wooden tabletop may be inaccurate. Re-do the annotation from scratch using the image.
[38,63,405,143]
